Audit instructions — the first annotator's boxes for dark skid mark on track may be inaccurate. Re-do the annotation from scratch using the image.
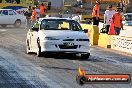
[114,58,132,63]
[41,66,89,72]
[0,66,32,88]
[0,56,49,88]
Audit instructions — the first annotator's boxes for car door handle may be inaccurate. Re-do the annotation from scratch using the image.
[30,33,33,36]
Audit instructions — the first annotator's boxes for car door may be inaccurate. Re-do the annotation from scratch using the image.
[27,29,32,50]
[8,10,17,24]
[30,27,39,52]
[0,10,9,24]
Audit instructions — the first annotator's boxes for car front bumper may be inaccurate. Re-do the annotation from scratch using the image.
[40,41,90,54]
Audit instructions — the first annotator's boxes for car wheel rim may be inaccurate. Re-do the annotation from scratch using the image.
[16,21,21,26]
[15,21,21,27]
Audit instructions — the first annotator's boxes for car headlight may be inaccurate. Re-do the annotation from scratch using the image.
[44,37,59,40]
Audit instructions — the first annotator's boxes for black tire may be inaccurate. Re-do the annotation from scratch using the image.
[76,75,86,85]
[81,53,90,59]
[1,25,7,28]
[14,20,21,28]
[36,38,42,57]
[68,53,76,58]
[26,40,30,54]
[37,46,42,57]
[43,52,50,58]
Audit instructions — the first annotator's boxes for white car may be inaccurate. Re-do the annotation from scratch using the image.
[26,17,90,59]
[123,13,132,26]
[0,9,26,27]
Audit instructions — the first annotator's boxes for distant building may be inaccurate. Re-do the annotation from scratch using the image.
[37,0,131,12]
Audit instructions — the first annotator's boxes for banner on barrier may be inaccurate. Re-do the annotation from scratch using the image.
[0,3,27,15]
[111,36,132,54]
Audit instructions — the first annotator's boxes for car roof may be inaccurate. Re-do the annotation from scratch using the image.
[0,9,12,10]
[39,17,73,21]
[38,17,74,24]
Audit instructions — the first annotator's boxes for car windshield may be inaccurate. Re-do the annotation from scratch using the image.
[124,14,132,21]
[40,19,83,31]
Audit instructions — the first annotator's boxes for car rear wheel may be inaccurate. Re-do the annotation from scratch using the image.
[14,20,21,27]
[1,25,7,28]
[69,53,76,57]
[81,53,90,59]
[37,47,42,57]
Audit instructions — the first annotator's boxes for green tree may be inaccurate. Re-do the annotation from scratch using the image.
[15,0,20,4]
[5,0,10,3]
[0,0,2,3]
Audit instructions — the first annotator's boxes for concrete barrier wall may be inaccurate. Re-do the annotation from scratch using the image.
[98,34,112,48]
[120,26,132,37]
[80,24,99,45]
[111,36,132,54]
[81,23,132,54]
[110,25,132,54]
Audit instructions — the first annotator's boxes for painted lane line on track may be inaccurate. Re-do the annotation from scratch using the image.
[0,29,7,32]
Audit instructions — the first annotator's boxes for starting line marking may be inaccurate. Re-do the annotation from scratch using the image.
[0,29,7,32]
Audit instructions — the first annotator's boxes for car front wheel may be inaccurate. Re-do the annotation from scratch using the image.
[81,53,90,59]
[26,40,30,54]
[36,39,42,57]
[14,20,21,27]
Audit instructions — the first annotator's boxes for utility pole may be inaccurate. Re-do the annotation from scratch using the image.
[128,0,131,4]
[91,0,92,6]
[125,0,132,13]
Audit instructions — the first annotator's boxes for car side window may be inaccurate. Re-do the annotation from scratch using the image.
[2,10,8,15]
[71,21,81,31]
[9,10,16,15]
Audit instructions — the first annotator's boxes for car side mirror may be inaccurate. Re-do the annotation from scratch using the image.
[83,29,88,33]
[32,21,39,31]
[32,27,39,31]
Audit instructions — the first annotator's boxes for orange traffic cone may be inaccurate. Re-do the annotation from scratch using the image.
[108,20,115,35]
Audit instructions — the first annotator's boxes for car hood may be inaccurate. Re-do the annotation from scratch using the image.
[39,30,88,39]
[18,14,26,18]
